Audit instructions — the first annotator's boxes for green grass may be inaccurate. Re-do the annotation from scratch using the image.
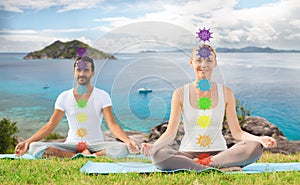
[0,152,299,185]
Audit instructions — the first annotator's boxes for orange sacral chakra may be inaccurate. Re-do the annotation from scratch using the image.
[76,128,87,138]
[196,135,212,148]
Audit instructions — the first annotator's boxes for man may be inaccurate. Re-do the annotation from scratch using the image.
[15,56,139,158]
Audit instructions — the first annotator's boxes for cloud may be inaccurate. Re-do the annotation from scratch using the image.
[97,0,300,50]
[0,0,104,13]
[0,0,299,52]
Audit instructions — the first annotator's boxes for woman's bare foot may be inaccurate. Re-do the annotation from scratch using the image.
[219,166,243,172]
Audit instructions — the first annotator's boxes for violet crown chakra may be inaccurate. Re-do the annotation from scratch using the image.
[77,47,87,57]
[196,27,213,59]
[196,27,213,42]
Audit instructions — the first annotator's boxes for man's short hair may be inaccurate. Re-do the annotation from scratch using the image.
[74,56,95,72]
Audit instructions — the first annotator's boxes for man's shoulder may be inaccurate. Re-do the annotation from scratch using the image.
[93,88,110,96]
[59,89,73,96]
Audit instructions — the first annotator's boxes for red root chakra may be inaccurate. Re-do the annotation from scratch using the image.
[196,153,212,166]
[77,141,88,152]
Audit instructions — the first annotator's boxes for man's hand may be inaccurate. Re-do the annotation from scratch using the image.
[15,141,30,156]
[125,139,140,154]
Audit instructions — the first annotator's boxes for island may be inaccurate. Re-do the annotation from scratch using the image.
[23,40,116,60]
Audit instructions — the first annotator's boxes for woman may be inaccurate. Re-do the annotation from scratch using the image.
[141,44,277,171]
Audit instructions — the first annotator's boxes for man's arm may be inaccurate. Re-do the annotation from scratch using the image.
[15,109,64,156]
[103,106,139,153]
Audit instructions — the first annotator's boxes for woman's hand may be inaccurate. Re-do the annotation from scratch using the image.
[140,143,155,156]
[258,136,277,148]
[125,139,140,154]
[15,141,30,156]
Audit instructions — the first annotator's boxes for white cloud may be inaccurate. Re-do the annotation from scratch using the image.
[1,0,299,52]
[97,0,300,50]
[0,0,104,13]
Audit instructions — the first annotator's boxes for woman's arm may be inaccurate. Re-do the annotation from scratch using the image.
[141,88,183,156]
[225,87,277,148]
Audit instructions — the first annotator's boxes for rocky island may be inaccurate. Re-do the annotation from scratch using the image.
[23,40,116,60]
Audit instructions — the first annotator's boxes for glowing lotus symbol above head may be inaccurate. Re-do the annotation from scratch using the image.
[77,47,87,57]
[196,27,213,42]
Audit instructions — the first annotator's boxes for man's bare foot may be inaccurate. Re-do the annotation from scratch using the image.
[219,166,243,172]
[81,148,91,156]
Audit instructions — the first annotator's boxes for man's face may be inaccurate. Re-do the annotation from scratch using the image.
[74,61,94,85]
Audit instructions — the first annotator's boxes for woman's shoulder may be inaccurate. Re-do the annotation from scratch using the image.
[218,83,233,94]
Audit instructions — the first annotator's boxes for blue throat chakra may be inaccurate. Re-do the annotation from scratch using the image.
[197,79,211,92]
[197,46,211,59]
[77,85,87,95]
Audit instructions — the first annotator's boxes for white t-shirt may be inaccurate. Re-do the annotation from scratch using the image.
[55,88,112,144]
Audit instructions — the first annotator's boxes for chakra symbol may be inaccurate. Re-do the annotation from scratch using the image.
[77,85,87,95]
[77,47,87,57]
[197,79,211,92]
[195,153,212,166]
[76,113,87,123]
[197,115,211,128]
[77,60,87,70]
[77,141,87,152]
[77,99,88,109]
[196,135,212,148]
[197,45,211,59]
[76,128,87,138]
[198,97,211,110]
[196,27,213,42]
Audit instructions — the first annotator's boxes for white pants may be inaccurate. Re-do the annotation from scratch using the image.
[28,141,129,158]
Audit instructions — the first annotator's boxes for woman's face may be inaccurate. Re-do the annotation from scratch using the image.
[190,51,217,79]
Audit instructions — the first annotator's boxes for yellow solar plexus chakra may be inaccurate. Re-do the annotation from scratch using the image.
[196,135,212,148]
[197,115,211,128]
[76,128,87,138]
[76,113,88,123]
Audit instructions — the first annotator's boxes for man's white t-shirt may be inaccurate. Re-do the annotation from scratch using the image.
[55,88,112,144]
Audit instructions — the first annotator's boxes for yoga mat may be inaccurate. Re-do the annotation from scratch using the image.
[0,154,36,160]
[80,161,300,174]
[80,161,220,174]
[0,153,150,160]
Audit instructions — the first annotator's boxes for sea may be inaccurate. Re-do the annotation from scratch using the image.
[0,52,299,140]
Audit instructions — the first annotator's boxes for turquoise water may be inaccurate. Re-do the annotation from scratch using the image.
[0,52,299,140]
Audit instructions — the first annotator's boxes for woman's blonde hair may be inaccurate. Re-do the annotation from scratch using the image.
[191,44,217,60]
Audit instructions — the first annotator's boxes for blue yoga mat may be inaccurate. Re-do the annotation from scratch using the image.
[0,153,150,160]
[80,161,300,174]
[0,154,36,159]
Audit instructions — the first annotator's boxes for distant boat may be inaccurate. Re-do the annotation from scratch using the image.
[138,87,152,93]
[43,84,50,89]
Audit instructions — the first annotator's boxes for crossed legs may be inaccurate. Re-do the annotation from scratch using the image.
[152,140,263,171]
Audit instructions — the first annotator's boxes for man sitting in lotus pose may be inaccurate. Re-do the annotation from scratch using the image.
[15,56,139,158]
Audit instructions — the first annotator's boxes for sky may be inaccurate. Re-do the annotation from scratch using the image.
[0,0,299,53]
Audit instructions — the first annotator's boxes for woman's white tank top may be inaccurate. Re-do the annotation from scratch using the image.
[179,83,228,152]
